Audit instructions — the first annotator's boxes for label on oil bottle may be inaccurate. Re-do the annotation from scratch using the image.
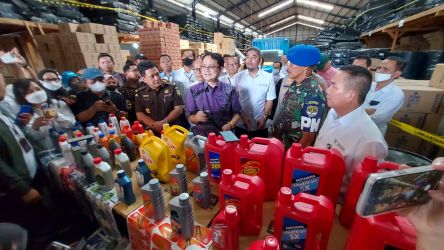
[185,147,198,173]
[209,151,221,180]
[193,184,203,203]
[240,158,261,176]
[170,210,181,234]
[223,194,240,210]
[170,175,179,196]
[282,217,307,250]
[291,169,319,195]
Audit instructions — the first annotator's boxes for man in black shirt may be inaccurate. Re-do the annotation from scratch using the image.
[72,67,127,126]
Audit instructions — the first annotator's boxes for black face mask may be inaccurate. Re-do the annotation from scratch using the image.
[183,57,194,66]
[106,85,117,91]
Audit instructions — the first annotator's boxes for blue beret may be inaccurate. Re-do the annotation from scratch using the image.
[287,45,321,66]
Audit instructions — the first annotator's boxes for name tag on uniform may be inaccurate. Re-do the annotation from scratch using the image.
[369,100,380,106]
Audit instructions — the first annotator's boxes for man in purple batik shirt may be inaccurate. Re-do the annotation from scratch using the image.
[185,53,241,136]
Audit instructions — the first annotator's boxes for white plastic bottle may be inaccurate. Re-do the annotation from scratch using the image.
[119,117,130,131]
[93,157,114,191]
[109,114,121,135]
[86,122,95,136]
[59,136,74,165]
[98,119,108,136]
[114,148,132,178]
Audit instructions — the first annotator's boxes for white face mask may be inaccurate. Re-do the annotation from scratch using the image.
[40,80,62,91]
[25,90,48,104]
[374,72,392,82]
[273,69,280,75]
[89,81,106,93]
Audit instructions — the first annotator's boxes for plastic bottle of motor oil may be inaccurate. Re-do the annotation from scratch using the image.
[141,178,166,221]
[114,148,132,178]
[169,164,188,196]
[108,135,121,169]
[96,144,112,166]
[184,132,207,174]
[121,125,134,142]
[48,128,60,151]
[115,170,136,205]
[206,133,237,183]
[70,141,82,167]
[87,138,98,157]
[59,136,74,166]
[109,114,120,135]
[132,121,144,135]
[119,116,130,131]
[120,134,137,161]
[98,119,108,136]
[211,205,240,250]
[247,236,280,250]
[162,124,189,165]
[169,193,194,240]
[192,172,211,209]
[135,159,152,187]
[139,135,173,182]
[98,131,109,150]
[86,122,95,135]
[80,150,96,184]
[93,157,114,191]
[108,129,121,144]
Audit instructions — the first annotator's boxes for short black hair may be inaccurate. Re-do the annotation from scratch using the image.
[183,49,195,59]
[38,68,59,80]
[160,54,171,60]
[355,55,371,67]
[137,60,157,76]
[98,53,114,63]
[223,54,231,59]
[340,65,372,105]
[123,60,136,72]
[273,61,282,68]
[246,47,263,59]
[386,56,406,72]
[202,53,224,68]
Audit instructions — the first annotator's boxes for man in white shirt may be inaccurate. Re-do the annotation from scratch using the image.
[363,56,405,135]
[173,49,197,104]
[280,55,288,77]
[159,54,175,82]
[234,47,276,138]
[219,56,239,85]
[315,65,388,195]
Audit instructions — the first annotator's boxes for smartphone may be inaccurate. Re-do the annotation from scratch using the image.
[15,105,33,125]
[356,165,443,217]
[0,52,18,64]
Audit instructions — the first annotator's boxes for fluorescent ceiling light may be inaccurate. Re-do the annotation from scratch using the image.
[235,23,245,29]
[266,21,323,35]
[296,0,334,11]
[258,0,293,18]
[196,3,218,16]
[297,15,324,25]
[270,16,296,28]
[220,15,234,24]
[245,28,252,33]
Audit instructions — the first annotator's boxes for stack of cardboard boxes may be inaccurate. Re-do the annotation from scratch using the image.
[139,21,182,70]
[35,23,123,72]
[386,65,444,158]
[213,32,235,55]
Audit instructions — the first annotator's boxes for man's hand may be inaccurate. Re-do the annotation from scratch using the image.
[257,116,267,129]
[365,108,376,115]
[17,113,32,125]
[32,116,50,130]
[60,96,76,105]
[21,188,42,204]
[104,102,117,114]
[221,123,232,131]
[92,100,109,112]
[151,121,164,133]
[194,111,208,123]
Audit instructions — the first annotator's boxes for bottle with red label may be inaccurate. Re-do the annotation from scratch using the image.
[345,213,416,250]
[206,133,237,183]
[233,135,284,200]
[247,236,280,250]
[219,169,264,235]
[211,205,240,250]
[274,187,334,250]
[339,157,400,228]
[282,143,345,206]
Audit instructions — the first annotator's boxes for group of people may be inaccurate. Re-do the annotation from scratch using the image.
[0,44,442,249]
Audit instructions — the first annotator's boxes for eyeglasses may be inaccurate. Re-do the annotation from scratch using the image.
[193,68,201,72]
[226,63,239,67]
[200,65,219,71]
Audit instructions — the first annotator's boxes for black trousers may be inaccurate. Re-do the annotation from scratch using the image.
[234,126,269,139]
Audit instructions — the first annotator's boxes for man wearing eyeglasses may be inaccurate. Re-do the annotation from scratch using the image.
[219,56,240,85]
[135,61,184,135]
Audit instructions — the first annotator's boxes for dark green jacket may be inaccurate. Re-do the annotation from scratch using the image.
[0,113,32,199]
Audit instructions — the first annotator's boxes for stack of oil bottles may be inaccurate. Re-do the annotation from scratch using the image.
[48,114,417,250]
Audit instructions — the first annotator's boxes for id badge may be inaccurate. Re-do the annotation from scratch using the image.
[19,138,32,152]
[369,100,380,106]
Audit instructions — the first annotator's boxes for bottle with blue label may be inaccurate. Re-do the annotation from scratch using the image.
[169,193,195,240]
[136,159,152,187]
[115,169,136,205]
[192,172,211,209]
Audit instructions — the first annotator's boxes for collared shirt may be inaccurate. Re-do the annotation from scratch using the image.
[72,90,127,126]
[363,81,404,135]
[119,81,144,123]
[173,68,196,104]
[316,66,338,88]
[315,106,388,195]
[280,65,288,77]
[272,72,285,85]
[273,75,325,148]
[160,70,175,82]
[134,82,184,123]
[234,69,276,131]
[219,73,237,86]
[185,81,241,136]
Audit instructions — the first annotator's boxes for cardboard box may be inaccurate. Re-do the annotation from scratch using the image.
[95,34,119,44]
[103,25,117,36]
[430,64,444,89]
[58,23,79,33]
[95,43,109,53]
[388,112,426,134]
[63,42,95,53]
[59,32,95,44]
[108,44,121,53]
[421,113,443,134]
[424,29,444,50]
[385,132,422,153]
[78,23,105,34]
[399,85,444,113]
[180,40,189,49]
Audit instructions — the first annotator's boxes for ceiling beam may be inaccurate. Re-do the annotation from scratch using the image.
[251,10,341,30]
[219,0,251,16]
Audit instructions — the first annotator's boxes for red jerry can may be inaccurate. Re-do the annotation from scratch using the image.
[345,213,416,250]
[219,169,265,235]
[211,205,240,250]
[248,236,280,250]
[339,157,400,228]
[234,135,284,200]
[206,133,237,183]
[282,143,345,206]
[273,187,334,250]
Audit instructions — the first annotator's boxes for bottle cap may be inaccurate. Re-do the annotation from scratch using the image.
[93,157,102,164]
[114,148,122,155]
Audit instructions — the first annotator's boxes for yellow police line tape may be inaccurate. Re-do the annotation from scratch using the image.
[389,119,444,148]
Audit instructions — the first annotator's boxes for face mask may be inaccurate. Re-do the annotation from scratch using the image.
[25,90,48,104]
[374,72,392,82]
[40,80,62,91]
[106,85,117,91]
[89,81,106,93]
[273,69,280,75]
[183,58,194,66]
